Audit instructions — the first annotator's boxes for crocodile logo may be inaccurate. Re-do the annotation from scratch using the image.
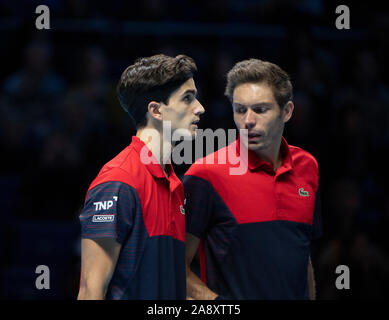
[298,188,310,197]
[180,205,185,215]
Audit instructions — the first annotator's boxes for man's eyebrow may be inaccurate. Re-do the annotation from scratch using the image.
[233,103,247,108]
[233,102,273,108]
[181,89,197,96]
[251,102,274,108]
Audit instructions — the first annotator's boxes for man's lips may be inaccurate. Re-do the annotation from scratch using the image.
[247,132,262,141]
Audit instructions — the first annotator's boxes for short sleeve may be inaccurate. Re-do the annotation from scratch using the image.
[311,186,323,240]
[183,175,214,239]
[79,181,140,244]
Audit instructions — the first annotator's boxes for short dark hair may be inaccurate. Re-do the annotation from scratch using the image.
[225,58,293,109]
[117,54,197,129]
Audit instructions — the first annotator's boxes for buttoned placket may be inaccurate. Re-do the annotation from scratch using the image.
[262,165,281,220]
[163,176,172,234]
[274,164,293,219]
[167,173,179,236]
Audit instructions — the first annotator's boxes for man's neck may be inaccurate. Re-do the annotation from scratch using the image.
[254,139,283,172]
[136,125,173,173]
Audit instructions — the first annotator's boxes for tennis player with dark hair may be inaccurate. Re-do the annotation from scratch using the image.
[77,54,204,300]
[184,59,322,300]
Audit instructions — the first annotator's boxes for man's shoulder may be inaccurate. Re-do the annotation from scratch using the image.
[289,145,319,173]
[88,145,145,192]
[185,144,232,180]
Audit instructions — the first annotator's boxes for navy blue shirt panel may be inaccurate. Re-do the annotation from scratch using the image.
[207,221,311,300]
[117,236,186,300]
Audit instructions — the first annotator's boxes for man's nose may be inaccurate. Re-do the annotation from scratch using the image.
[195,100,205,116]
[244,109,256,129]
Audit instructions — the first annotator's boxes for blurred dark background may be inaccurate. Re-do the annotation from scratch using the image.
[0,0,388,299]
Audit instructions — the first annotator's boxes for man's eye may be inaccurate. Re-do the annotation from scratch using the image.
[253,107,266,114]
[236,108,246,114]
[183,95,193,103]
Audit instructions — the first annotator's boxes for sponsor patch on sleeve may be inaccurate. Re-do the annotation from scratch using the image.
[92,214,115,223]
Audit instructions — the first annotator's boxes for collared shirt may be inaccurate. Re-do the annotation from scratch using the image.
[183,136,322,299]
[79,136,186,299]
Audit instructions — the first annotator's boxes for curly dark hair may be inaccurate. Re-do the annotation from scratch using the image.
[117,54,197,129]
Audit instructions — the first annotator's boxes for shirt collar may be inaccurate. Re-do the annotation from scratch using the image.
[130,136,179,188]
[236,135,294,173]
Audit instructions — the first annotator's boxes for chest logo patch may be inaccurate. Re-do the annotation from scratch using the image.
[298,187,310,197]
[180,205,185,215]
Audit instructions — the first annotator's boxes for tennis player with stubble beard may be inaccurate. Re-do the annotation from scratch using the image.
[184,58,322,300]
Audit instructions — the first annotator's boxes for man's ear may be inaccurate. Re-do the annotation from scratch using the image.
[147,101,162,121]
[283,101,294,123]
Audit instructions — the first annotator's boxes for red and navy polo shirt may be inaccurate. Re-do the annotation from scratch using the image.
[183,136,322,300]
[79,136,186,300]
